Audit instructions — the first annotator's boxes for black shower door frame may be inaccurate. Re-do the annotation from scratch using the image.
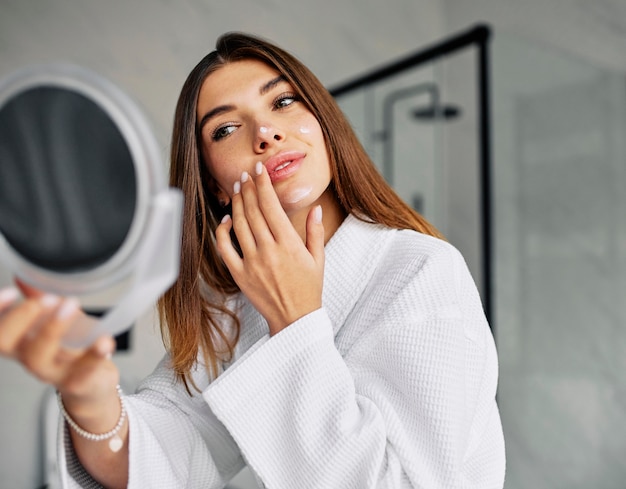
[328,24,494,327]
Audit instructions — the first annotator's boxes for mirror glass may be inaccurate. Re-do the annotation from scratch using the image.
[0,64,182,346]
[0,85,137,273]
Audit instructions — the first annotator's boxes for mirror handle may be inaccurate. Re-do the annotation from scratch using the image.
[62,189,184,349]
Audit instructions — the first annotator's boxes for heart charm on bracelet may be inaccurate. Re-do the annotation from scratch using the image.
[109,434,123,452]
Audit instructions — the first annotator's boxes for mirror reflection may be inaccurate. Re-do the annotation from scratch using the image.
[0,85,136,273]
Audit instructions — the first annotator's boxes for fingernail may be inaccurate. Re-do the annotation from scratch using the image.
[98,347,113,360]
[314,205,323,223]
[233,181,241,194]
[255,161,263,176]
[97,338,115,358]
[0,287,19,305]
[221,214,231,224]
[40,294,61,309]
[56,298,80,320]
[241,171,249,183]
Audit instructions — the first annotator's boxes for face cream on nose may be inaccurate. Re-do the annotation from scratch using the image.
[259,126,269,134]
[283,185,313,204]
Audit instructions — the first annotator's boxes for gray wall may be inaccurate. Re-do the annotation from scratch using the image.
[442,0,626,74]
[442,2,626,488]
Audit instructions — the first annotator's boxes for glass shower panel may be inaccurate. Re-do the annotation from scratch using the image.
[335,65,442,226]
[335,51,486,301]
[493,31,626,488]
[437,47,482,296]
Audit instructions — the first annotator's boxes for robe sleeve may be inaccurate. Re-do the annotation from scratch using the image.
[57,238,504,488]
[203,242,505,488]
[57,356,247,488]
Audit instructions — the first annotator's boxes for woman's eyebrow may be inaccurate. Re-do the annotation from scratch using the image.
[260,75,287,95]
[198,105,234,131]
[198,75,288,131]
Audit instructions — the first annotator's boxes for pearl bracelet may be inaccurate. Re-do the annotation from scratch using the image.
[57,385,127,452]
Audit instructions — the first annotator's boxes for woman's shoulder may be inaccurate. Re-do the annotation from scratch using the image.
[332,214,468,283]
[395,225,456,251]
[381,224,465,273]
[365,225,481,316]
[326,215,478,319]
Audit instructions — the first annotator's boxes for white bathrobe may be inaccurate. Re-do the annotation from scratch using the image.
[59,214,506,488]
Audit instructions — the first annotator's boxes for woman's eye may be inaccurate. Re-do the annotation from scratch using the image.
[274,93,297,109]
[212,124,237,141]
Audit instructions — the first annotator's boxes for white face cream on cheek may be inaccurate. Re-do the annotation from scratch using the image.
[299,126,311,134]
[282,185,313,204]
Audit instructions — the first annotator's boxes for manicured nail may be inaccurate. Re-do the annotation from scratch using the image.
[255,161,263,176]
[314,205,323,223]
[40,294,61,309]
[56,298,80,320]
[221,214,231,224]
[96,337,115,358]
[241,171,249,183]
[0,287,19,305]
[233,181,241,194]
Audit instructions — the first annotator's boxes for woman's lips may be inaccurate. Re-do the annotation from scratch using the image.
[265,151,305,183]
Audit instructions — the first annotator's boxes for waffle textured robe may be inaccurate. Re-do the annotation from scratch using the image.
[59,214,506,488]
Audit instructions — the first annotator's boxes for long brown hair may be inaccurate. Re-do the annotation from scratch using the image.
[158,32,443,390]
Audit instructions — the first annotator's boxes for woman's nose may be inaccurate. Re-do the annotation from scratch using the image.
[255,124,284,152]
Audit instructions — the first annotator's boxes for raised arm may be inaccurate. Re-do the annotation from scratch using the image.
[0,281,128,488]
[206,225,505,488]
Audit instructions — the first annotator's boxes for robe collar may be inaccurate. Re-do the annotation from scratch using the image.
[322,214,395,335]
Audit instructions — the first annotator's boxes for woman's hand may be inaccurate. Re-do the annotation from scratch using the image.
[0,281,128,487]
[0,279,118,411]
[215,162,325,335]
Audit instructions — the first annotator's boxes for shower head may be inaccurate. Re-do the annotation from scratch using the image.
[412,104,461,121]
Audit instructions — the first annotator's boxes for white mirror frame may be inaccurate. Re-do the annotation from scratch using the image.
[0,64,183,347]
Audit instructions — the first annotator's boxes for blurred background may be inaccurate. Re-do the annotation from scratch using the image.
[1,0,625,488]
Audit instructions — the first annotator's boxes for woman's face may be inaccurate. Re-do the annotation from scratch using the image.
[196,59,332,216]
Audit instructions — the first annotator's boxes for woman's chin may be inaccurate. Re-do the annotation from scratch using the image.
[283,185,313,204]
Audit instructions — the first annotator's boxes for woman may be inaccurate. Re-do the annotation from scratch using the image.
[0,33,505,488]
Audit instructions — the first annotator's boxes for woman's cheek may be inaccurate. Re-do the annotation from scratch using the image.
[213,170,237,196]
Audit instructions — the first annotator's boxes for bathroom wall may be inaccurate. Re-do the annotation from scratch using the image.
[0,1,445,487]
[442,0,626,75]
[442,1,626,488]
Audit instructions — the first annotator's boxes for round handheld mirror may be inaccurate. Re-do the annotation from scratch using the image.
[0,64,183,348]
